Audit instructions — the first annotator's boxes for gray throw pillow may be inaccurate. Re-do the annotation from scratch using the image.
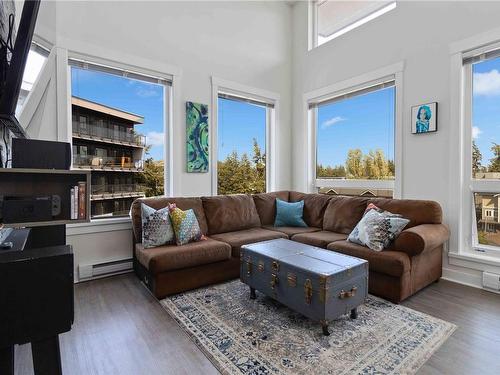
[348,206,409,251]
[141,203,175,248]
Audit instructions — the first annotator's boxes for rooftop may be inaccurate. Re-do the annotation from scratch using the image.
[71,96,144,124]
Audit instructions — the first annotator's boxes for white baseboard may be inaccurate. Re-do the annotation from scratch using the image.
[442,267,483,289]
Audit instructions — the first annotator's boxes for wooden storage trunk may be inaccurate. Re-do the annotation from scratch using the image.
[240,239,368,335]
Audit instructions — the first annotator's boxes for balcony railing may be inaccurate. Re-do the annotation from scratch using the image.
[73,122,146,147]
[91,183,146,195]
[73,155,144,171]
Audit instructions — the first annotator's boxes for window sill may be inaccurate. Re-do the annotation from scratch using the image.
[448,251,500,271]
[67,217,132,236]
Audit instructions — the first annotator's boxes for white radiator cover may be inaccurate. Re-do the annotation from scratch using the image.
[482,271,500,291]
[79,258,133,280]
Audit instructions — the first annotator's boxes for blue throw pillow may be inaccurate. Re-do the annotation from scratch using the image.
[274,198,307,227]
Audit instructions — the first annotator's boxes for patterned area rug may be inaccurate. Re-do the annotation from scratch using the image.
[160,281,456,375]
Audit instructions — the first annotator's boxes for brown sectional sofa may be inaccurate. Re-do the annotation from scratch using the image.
[130,191,449,303]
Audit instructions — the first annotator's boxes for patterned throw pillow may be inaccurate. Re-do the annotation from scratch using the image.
[348,204,409,251]
[168,204,205,245]
[141,203,175,249]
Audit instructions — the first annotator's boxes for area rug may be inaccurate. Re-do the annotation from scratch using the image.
[160,281,456,375]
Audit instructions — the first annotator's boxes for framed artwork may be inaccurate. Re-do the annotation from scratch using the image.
[411,102,437,134]
[186,101,209,172]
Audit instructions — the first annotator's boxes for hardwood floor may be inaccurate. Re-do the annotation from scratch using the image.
[14,274,500,375]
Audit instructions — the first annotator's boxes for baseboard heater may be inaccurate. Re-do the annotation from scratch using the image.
[79,258,133,280]
[482,271,500,291]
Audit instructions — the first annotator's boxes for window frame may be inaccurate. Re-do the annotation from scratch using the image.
[66,51,174,221]
[309,0,397,50]
[210,77,279,195]
[304,62,404,197]
[463,51,500,256]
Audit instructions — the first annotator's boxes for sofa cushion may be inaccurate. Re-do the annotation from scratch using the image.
[262,225,321,237]
[368,198,442,228]
[210,228,287,257]
[327,240,410,277]
[135,238,231,275]
[291,231,348,248]
[253,191,289,225]
[322,196,371,234]
[289,191,332,228]
[131,197,208,242]
[202,194,261,235]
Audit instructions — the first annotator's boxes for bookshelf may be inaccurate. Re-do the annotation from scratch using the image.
[0,168,91,227]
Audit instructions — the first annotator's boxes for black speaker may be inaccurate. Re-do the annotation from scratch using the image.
[11,138,71,170]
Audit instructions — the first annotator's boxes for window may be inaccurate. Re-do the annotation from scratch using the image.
[16,42,49,114]
[310,78,395,198]
[216,92,271,195]
[311,1,397,48]
[464,44,500,252]
[69,59,171,219]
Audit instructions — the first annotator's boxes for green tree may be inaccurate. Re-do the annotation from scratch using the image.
[217,140,267,195]
[472,140,482,176]
[138,158,164,197]
[488,143,500,172]
[346,149,364,178]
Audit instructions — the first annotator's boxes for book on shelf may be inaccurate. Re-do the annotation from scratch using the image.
[70,182,87,220]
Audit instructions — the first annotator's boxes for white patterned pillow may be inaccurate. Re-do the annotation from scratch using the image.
[348,207,409,251]
[141,203,175,248]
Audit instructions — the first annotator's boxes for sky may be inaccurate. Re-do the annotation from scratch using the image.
[71,67,165,161]
[316,86,395,167]
[218,97,266,161]
[472,57,500,168]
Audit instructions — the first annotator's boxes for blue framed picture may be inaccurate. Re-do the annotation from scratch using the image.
[411,102,437,134]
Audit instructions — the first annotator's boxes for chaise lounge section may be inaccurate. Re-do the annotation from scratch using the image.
[130,191,449,303]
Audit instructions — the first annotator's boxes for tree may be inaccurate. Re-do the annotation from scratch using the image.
[217,140,267,195]
[472,140,482,176]
[346,149,364,178]
[488,142,500,173]
[138,158,164,197]
[373,149,390,179]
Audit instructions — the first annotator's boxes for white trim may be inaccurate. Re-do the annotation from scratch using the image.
[308,0,319,50]
[210,76,280,195]
[441,267,483,290]
[67,217,132,236]
[56,47,71,143]
[450,31,500,264]
[316,179,394,189]
[449,252,500,271]
[18,48,55,133]
[59,35,182,79]
[449,25,500,55]
[164,81,174,197]
[304,62,404,197]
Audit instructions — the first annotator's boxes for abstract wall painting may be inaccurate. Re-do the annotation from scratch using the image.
[411,102,438,134]
[186,101,209,172]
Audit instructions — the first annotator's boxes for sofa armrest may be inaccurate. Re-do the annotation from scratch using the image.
[392,224,450,257]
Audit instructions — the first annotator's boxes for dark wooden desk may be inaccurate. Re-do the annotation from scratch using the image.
[0,245,74,375]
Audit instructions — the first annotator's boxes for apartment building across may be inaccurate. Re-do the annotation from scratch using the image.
[71,96,146,218]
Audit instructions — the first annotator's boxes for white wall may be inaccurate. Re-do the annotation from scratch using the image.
[291,1,500,287]
[55,0,292,196]
[32,1,293,280]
